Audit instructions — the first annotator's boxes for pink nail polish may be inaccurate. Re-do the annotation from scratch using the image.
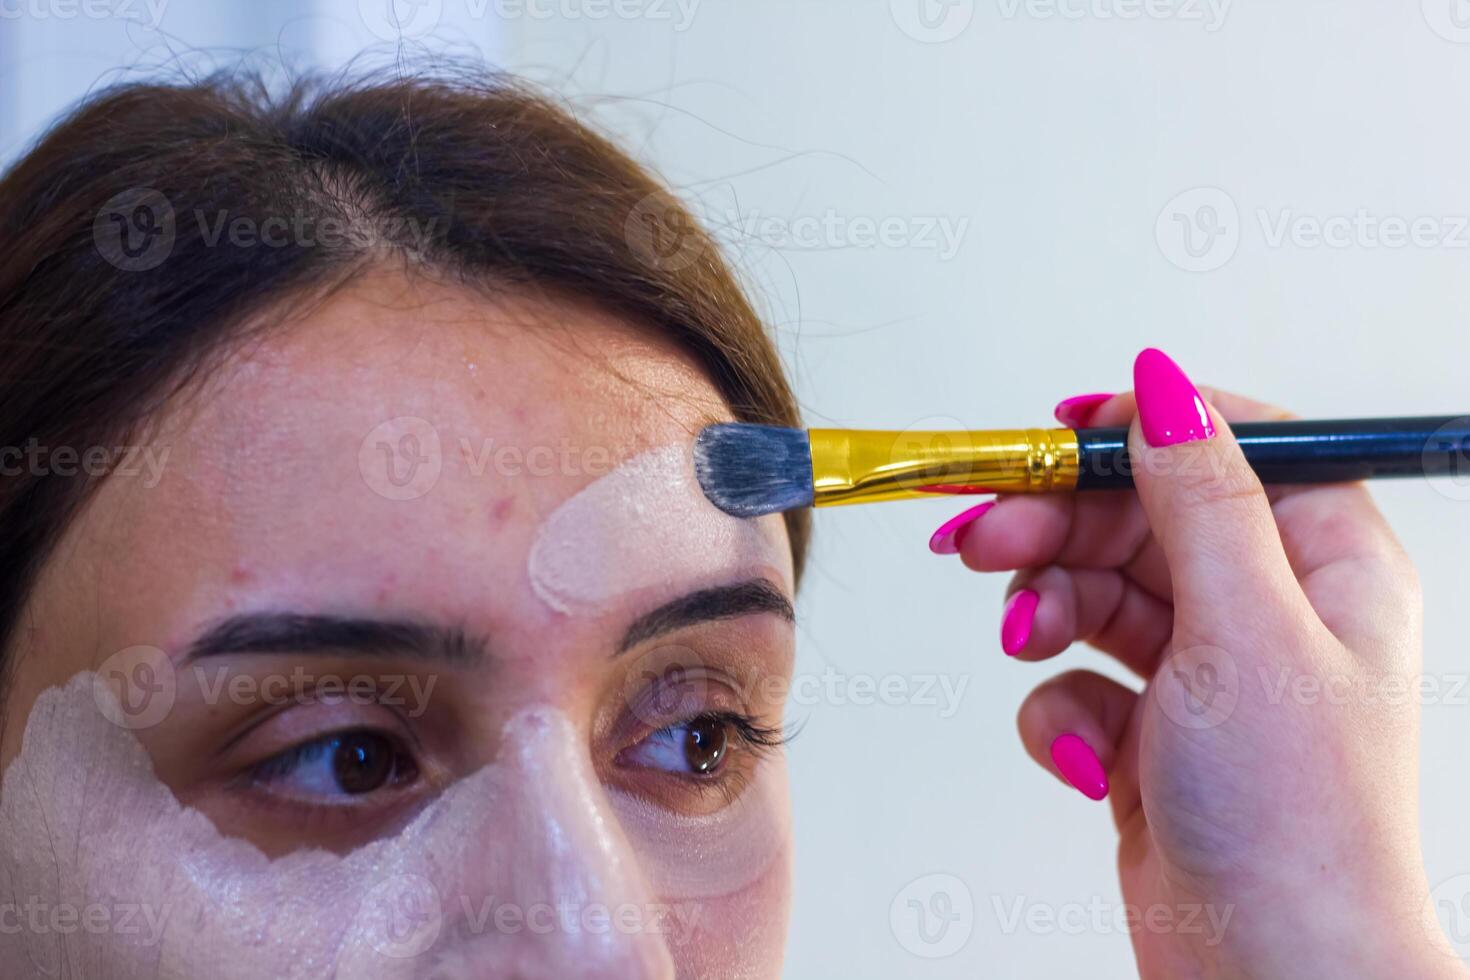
[1050,733,1109,801]
[1133,348,1214,447]
[1000,588,1038,655]
[928,501,995,555]
[1053,392,1113,428]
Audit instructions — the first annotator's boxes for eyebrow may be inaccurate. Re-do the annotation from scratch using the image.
[183,613,485,666]
[181,578,793,665]
[616,578,794,654]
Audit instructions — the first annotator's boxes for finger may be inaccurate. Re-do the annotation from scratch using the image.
[1077,386,1300,514]
[1128,348,1315,642]
[1053,392,1114,428]
[956,386,1306,592]
[1135,383,1417,651]
[1271,484,1422,654]
[957,491,1154,577]
[1000,566,1174,677]
[1017,669,1139,811]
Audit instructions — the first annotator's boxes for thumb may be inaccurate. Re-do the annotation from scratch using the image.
[1128,348,1307,638]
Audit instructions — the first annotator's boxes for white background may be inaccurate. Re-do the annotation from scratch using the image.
[5,1,1470,976]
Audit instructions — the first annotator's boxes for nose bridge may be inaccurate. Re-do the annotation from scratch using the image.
[482,705,676,979]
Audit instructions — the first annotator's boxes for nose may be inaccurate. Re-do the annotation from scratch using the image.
[457,706,677,980]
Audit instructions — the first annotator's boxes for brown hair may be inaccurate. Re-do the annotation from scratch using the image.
[0,69,809,655]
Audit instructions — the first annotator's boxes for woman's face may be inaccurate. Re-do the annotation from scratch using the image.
[0,271,795,978]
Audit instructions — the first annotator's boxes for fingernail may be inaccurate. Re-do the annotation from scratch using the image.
[1133,348,1214,447]
[1000,588,1039,655]
[1050,734,1108,800]
[928,501,995,555]
[1053,392,1113,428]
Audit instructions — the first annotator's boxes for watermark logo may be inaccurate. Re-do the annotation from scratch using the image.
[1156,187,1239,272]
[621,644,711,729]
[1423,0,1470,43]
[358,0,443,39]
[1423,417,1470,502]
[359,417,443,501]
[1154,644,1238,730]
[92,645,176,730]
[887,414,973,491]
[94,188,175,273]
[626,192,707,273]
[359,874,443,959]
[890,873,974,958]
[1425,873,1470,961]
[891,0,976,42]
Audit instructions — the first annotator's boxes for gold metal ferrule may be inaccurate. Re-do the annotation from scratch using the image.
[808,428,1081,507]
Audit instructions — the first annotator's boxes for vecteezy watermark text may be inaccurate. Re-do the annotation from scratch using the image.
[94,188,446,273]
[0,0,167,27]
[0,440,168,487]
[455,896,702,946]
[995,0,1231,31]
[192,666,439,718]
[0,898,169,946]
[720,208,971,261]
[1158,186,1470,272]
[991,894,1234,945]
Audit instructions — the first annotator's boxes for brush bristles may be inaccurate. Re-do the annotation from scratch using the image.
[693,423,814,517]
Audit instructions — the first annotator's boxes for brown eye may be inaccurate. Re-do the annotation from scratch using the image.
[332,731,398,794]
[251,728,419,800]
[684,716,729,775]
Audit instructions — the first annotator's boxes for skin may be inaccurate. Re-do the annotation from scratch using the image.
[959,377,1468,978]
[0,270,795,979]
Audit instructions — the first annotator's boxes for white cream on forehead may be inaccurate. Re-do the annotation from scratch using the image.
[527,443,774,614]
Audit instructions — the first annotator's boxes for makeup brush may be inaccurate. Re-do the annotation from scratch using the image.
[692,417,1470,518]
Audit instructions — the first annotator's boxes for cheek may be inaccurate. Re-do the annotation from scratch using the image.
[667,844,792,980]
[613,759,793,979]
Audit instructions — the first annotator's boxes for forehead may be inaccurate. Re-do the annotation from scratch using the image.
[55,270,790,656]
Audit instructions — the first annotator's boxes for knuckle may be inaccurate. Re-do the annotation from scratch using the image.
[1395,552,1423,602]
[1197,385,1298,423]
[1166,450,1264,507]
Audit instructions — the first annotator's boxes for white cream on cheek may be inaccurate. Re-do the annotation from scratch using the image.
[0,676,789,978]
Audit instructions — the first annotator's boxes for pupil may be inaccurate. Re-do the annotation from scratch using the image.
[332,732,394,794]
[684,717,728,775]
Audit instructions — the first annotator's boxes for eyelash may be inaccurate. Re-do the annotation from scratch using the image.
[697,711,789,756]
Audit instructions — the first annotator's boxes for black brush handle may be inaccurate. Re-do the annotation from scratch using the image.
[1075,415,1470,489]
